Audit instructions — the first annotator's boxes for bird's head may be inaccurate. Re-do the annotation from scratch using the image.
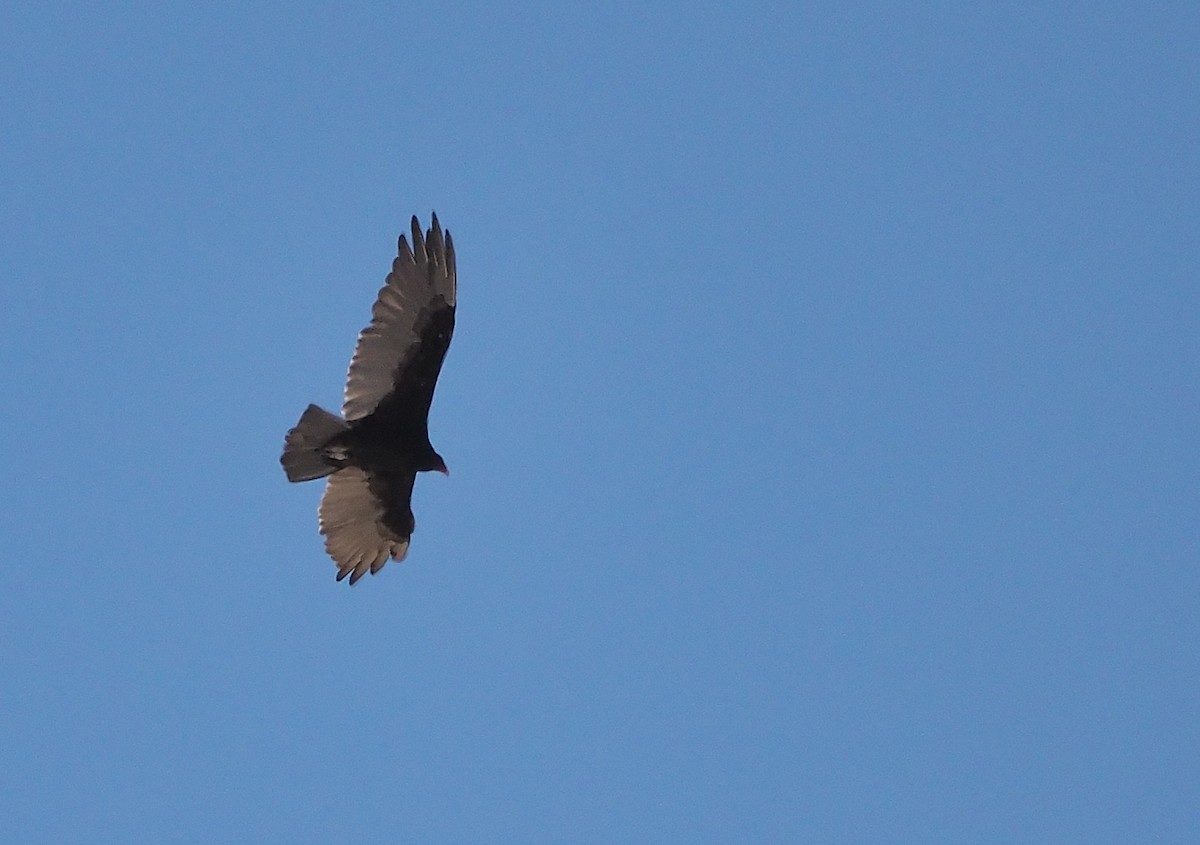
[430,452,450,476]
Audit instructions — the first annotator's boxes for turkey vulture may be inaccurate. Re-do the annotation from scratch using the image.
[281,213,456,584]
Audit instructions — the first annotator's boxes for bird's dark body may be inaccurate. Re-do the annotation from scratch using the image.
[316,420,433,478]
[280,213,456,585]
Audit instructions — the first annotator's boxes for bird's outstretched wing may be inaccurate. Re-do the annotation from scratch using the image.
[318,467,415,585]
[342,214,457,422]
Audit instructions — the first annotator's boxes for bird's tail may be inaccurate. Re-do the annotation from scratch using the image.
[281,404,349,482]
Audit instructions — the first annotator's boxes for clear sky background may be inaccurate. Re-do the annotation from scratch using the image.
[2,3,1197,842]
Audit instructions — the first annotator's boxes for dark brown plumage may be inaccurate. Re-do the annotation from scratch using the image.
[281,214,456,584]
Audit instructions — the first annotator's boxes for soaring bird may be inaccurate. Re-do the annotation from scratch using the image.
[281,213,455,584]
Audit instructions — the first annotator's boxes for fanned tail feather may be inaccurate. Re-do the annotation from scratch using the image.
[281,404,348,482]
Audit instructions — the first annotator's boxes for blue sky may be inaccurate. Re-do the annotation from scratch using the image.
[2,2,1197,841]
